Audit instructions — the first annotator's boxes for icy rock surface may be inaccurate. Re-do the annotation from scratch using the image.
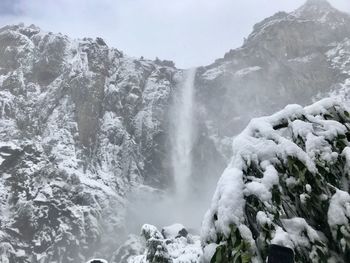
[202,98,350,263]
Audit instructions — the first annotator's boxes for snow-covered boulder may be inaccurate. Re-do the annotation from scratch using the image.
[116,224,202,263]
[162,224,188,239]
[201,98,350,263]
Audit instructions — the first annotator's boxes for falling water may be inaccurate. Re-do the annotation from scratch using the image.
[125,68,199,233]
[171,68,197,201]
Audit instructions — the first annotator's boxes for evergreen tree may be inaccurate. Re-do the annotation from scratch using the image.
[202,99,350,263]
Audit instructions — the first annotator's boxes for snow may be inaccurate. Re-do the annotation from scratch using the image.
[234,66,261,77]
[327,39,350,92]
[33,192,48,202]
[229,103,319,174]
[201,167,245,242]
[162,224,186,239]
[202,63,228,80]
[305,184,312,193]
[244,181,272,202]
[141,224,163,240]
[244,164,279,202]
[271,227,294,249]
[272,217,330,262]
[328,190,350,227]
[282,217,324,246]
[0,90,16,119]
[201,243,218,263]
[169,236,202,263]
[292,0,342,26]
[256,211,272,226]
[288,54,316,63]
[247,0,348,45]
[0,142,21,165]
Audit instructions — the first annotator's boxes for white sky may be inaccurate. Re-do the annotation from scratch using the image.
[0,0,349,68]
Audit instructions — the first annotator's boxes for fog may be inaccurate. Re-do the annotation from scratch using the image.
[125,185,215,235]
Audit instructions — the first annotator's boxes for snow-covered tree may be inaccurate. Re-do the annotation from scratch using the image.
[201,99,350,263]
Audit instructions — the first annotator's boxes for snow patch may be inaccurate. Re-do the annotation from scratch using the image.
[235,66,262,77]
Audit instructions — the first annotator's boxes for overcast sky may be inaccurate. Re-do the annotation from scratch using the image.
[0,0,349,68]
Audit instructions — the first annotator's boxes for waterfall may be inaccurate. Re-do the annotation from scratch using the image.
[125,68,200,232]
[171,68,197,201]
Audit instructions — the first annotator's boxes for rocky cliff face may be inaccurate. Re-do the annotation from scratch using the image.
[0,24,179,262]
[0,0,350,262]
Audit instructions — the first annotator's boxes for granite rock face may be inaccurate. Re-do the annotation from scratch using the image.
[0,0,350,262]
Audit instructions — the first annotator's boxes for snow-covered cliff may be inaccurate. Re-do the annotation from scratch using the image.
[0,24,178,262]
